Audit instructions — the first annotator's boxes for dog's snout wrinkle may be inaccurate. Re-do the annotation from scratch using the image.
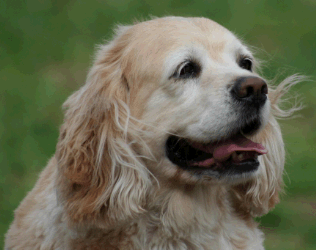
[232,77,268,106]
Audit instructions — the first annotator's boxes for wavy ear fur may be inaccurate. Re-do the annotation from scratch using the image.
[231,75,304,217]
[55,26,151,228]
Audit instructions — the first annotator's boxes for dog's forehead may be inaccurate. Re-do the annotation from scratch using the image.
[127,17,246,73]
[118,17,252,91]
[143,18,239,47]
[132,17,232,40]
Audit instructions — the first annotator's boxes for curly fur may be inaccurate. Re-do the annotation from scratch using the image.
[5,16,303,250]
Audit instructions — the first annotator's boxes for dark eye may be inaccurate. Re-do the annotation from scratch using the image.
[239,57,253,71]
[176,61,201,79]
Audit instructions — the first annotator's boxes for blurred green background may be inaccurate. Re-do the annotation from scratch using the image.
[1,0,315,249]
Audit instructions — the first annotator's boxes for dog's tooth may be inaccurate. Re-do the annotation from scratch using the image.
[237,153,245,161]
[231,152,238,161]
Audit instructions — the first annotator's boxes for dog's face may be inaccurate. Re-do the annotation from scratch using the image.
[56,16,291,223]
[117,17,271,183]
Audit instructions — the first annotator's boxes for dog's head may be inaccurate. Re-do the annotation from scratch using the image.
[132,17,270,183]
[56,17,299,226]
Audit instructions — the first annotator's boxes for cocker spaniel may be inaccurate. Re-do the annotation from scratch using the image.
[5,16,302,250]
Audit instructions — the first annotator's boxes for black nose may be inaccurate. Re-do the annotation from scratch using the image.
[231,77,268,106]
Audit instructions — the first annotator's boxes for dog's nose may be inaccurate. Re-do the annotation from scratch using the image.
[231,77,268,106]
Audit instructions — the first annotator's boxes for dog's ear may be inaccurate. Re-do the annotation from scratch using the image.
[231,75,303,217]
[55,25,151,228]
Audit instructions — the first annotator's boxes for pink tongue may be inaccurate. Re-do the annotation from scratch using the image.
[212,134,267,162]
[190,134,267,167]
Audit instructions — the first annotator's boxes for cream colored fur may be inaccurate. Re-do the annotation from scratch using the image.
[5,16,302,250]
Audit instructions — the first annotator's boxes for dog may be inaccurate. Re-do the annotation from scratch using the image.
[5,16,302,250]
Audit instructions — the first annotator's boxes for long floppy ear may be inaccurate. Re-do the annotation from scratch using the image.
[55,26,151,228]
[231,75,304,217]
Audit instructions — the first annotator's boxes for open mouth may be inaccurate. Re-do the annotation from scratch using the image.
[166,133,267,176]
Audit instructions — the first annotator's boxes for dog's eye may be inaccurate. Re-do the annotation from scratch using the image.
[176,61,200,79]
[239,57,253,71]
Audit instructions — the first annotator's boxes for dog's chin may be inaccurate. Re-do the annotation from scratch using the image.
[165,122,267,182]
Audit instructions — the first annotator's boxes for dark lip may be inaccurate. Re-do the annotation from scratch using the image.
[166,135,260,177]
[240,118,262,135]
[165,118,263,177]
[166,135,214,169]
[187,157,260,177]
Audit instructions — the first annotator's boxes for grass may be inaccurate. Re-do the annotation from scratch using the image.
[1,0,315,248]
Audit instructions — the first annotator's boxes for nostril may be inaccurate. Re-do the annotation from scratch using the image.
[261,84,268,95]
[246,86,254,97]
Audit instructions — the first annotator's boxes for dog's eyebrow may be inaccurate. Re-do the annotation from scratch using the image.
[240,54,254,60]
[164,46,205,79]
[235,47,254,61]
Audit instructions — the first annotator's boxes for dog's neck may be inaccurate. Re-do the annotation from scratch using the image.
[69,182,263,249]
[146,183,228,230]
